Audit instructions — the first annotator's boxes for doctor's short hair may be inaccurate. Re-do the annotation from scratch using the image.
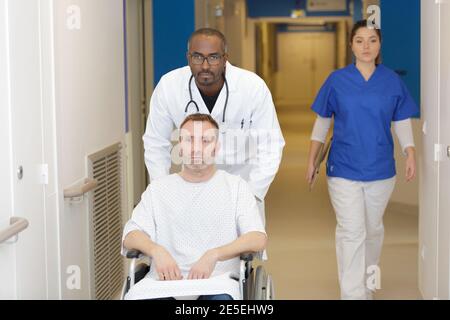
[180,113,219,131]
[187,28,228,54]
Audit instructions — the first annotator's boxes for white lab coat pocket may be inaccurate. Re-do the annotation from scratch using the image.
[217,120,251,166]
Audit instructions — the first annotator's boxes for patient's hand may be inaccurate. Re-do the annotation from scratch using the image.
[153,245,183,281]
[187,249,219,280]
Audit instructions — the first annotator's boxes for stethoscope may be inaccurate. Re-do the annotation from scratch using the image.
[184,74,229,124]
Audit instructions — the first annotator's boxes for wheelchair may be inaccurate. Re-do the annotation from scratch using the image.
[121,249,274,300]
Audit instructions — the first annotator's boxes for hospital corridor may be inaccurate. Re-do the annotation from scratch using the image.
[1,0,450,303]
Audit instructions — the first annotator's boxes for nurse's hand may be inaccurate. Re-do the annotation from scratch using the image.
[187,249,219,280]
[152,245,183,281]
[306,141,323,184]
[405,147,416,182]
[306,162,316,184]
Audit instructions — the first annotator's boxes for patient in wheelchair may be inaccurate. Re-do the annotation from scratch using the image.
[122,113,267,300]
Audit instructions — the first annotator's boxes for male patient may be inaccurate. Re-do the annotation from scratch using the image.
[122,113,267,300]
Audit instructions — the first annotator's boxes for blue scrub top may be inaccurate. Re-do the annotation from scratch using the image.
[311,63,419,182]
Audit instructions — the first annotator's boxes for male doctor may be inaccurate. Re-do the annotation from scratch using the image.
[143,28,285,223]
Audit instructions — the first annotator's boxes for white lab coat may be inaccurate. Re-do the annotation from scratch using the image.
[143,62,285,201]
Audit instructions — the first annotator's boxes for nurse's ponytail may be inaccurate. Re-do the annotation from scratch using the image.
[350,19,382,65]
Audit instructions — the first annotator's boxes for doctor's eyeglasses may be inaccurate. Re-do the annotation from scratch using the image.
[189,53,224,65]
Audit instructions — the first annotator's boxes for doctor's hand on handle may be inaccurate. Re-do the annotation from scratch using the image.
[405,147,416,182]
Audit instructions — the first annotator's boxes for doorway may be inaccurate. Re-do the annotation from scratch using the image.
[274,25,336,107]
[125,0,154,214]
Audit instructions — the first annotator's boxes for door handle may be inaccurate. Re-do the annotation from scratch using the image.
[0,217,29,244]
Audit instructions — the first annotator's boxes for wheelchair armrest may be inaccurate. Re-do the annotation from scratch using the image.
[240,253,254,262]
[126,249,143,259]
[128,250,253,260]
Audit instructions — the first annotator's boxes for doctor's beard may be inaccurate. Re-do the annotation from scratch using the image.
[196,71,215,86]
[195,70,224,87]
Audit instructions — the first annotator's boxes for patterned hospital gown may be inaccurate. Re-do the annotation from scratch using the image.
[121,169,266,300]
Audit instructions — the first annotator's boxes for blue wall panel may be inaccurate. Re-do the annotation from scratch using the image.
[353,0,363,22]
[380,0,420,115]
[152,0,195,86]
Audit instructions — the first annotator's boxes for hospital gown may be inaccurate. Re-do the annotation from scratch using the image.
[121,169,266,300]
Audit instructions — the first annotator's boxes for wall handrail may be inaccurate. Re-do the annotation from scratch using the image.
[0,217,29,244]
[64,178,98,199]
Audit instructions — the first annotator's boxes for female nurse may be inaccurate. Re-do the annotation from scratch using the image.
[306,20,419,300]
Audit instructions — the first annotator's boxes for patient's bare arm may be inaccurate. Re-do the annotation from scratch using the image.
[124,230,182,281]
[187,231,267,280]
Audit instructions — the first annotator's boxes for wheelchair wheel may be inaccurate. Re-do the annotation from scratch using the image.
[266,274,274,300]
[122,262,150,299]
[254,266,267,300]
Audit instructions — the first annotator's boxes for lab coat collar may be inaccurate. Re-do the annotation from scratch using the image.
[224,61,238,92]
